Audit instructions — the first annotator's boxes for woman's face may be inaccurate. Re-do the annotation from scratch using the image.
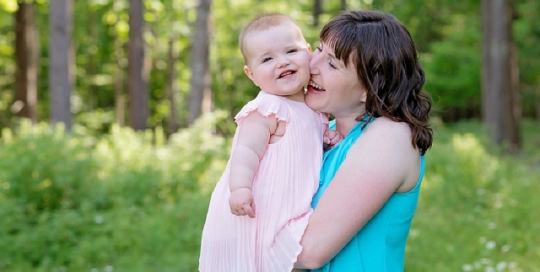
[305,41,366,118]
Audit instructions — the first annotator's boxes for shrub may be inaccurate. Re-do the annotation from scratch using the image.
[0,113,229,271]
[406,121,540,272]
[0,121,97,212]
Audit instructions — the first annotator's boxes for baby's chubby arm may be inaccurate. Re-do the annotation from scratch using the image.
[229,111,278,218]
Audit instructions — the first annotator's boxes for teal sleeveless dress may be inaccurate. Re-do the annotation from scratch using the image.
[311,118,425,272]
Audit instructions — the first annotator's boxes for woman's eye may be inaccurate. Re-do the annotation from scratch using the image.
[329,62,337,69]
[316,46,322,52]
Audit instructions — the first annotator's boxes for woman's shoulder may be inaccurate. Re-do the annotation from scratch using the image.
[357,116,417,157]
[367,117,412,139]
[354,117,421,192]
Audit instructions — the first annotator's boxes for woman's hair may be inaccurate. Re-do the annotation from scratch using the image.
[321,10,433,154]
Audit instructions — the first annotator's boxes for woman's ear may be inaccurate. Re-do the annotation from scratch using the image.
[360,91,367,103]
[360,84,368,103]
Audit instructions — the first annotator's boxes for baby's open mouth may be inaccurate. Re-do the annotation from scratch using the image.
[278,70,295,78]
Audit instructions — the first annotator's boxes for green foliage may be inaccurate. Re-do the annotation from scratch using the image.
[406,120,540,271]
[0,121,97,212]
[422,14,481,115]
[515,0,540,117]
[0,3,15,126]
[0,113,229,271]
[1,0,540,129]
[2,118,540,271]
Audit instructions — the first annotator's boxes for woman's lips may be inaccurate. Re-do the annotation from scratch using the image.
[308,82,325,92]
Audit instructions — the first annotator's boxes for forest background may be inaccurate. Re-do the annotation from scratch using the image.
[0,0,540,271]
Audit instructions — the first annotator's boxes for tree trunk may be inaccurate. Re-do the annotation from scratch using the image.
[509,28,521,141]
[128,0,148,130]
[340,0,347,11]
[313,0,323,27]
[49,0,73,130]
[113,19,125,127]
[114,38,125,127]
[14,2,38,124]
[166,35,179,135]
[187,0,212,126]
[481,0,521,152]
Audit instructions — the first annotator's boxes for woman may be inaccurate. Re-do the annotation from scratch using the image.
[295,10,433,271]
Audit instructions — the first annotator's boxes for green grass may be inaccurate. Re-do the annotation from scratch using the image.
[406,119,540,272]
[0,117,539,271]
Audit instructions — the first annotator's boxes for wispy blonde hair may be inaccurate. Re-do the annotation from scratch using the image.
[239,13,302,63]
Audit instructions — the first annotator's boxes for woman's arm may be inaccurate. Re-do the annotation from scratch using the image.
[296,118,421,269]
[228,111,277,218]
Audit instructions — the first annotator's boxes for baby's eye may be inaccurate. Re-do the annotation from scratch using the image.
[287,49,298,54]
[262,57,272,63]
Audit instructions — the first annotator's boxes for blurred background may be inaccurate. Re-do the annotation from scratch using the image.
[0,0,539,271]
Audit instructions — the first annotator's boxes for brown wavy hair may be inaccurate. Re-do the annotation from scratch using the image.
[320,10,433,154]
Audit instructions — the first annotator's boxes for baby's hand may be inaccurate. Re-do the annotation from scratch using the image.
[323,130,343,151]
[229,188,256,218]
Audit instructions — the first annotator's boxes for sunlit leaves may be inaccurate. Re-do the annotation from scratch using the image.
[89,0,110,6]
[0,116,230,270]
[0,0,538,130]
[0,0,17,12]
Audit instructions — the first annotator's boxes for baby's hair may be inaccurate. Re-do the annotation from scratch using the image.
[239,12,301,63]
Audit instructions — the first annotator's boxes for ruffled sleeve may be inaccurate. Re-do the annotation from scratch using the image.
[234,91,289,125]
[319,112,329,126]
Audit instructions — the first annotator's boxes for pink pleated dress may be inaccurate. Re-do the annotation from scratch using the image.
[199,90,327,272]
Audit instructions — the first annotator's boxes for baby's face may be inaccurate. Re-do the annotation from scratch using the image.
[243,22,311,99]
